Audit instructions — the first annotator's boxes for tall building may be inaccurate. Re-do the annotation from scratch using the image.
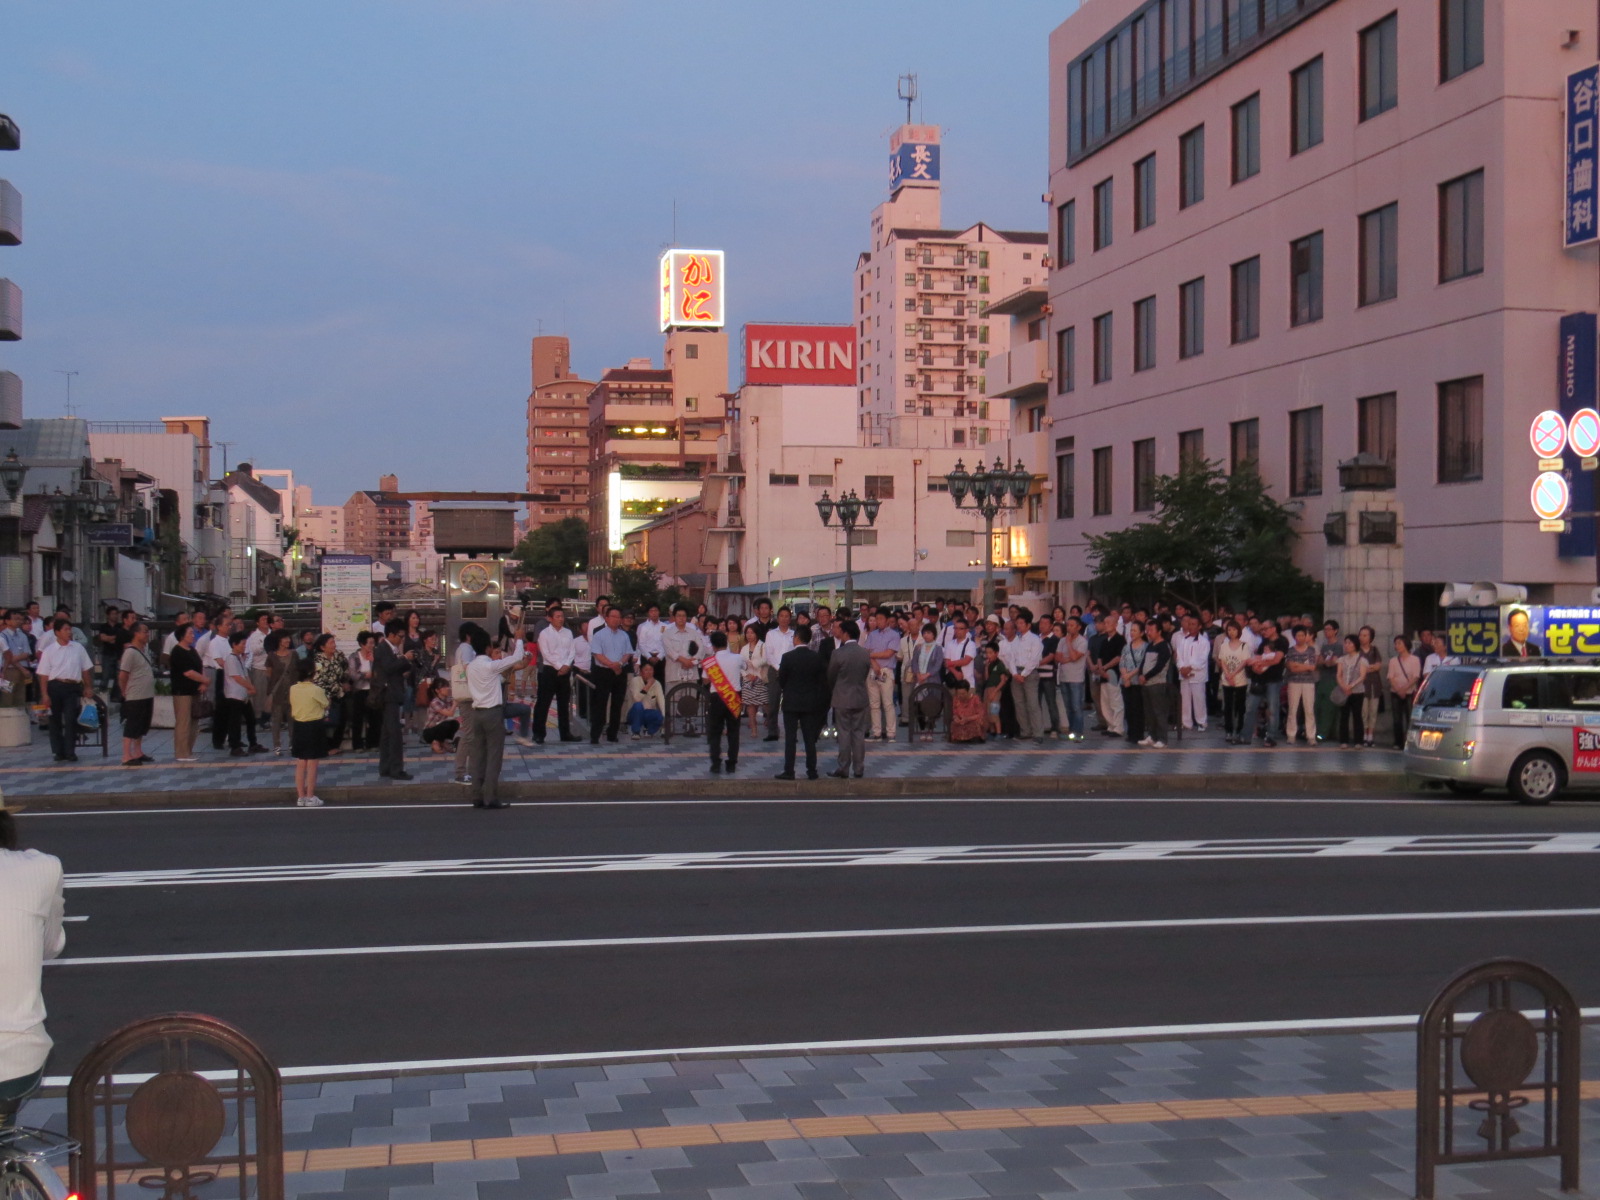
[525,335,594,528]
[1046,0,1597,621]
[343,475,412,559]
[854,123,1048,451]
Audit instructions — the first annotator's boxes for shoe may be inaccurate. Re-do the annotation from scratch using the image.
[725,762,737,773]
[513,736,535,747]
[273,747,283,756]
[631,732,641,740]
[1032,737,1045,746]
[229,748,248,757]
[1196,725,1207,733]
[176,756,198,762]
[297,796,324,807]
[807,771,819,780]
[763,734,779,742]
[560,735,582,743]
[122,759,143,767]
[1151,740,1166,749]
[391,771,414,781]
[853,771,864,778]
[248,744,269,755]
[774,771,796,780]
[1265,738,1277,747]
[607,733,618,743]
[454,774,472,785]
[1137,736,1153,747]
[829,769,848,779]
[590,738,600,746]
[710,762,722,774]
[485,801,509,809]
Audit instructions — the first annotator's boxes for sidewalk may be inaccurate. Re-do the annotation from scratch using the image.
[0,716,1406,805]
[20,1028,1599,1198]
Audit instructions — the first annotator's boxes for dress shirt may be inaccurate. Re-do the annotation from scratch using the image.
[466,641,525,708]
[223,652,252,702]
[1172,631,1211,681]
[245,629,270,671]
[763,626,796,669]
[704,649,745,693]
[0,848,66,1080]
[586,613,607,638]
[635,618,666,659]
[1007,631,1043,678]
[590,625,635,670]
[537,625,576,669]
[35,638,94,682]
[661,625,699,682]
[27,616,45,642]
[1,627,30,666]
[573,636,592,671]
[203,634,231,674]
[863,626,901,671]
[938,630,978,686]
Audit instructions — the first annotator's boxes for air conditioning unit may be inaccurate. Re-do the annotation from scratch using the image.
[1041,256,1053,269]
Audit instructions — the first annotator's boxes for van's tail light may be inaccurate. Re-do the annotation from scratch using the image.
[1468,676,1484,710]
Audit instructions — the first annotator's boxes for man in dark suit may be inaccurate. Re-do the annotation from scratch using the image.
[374,618,416,780]
[826,618,871,779]
[775,625,829,780]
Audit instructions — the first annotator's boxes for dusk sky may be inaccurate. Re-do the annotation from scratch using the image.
[1,1,1072,504]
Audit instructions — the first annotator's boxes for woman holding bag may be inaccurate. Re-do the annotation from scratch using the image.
[1386,635,1422,750]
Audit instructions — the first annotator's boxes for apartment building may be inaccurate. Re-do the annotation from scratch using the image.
[343,473,412,559]
[525,335,594,528]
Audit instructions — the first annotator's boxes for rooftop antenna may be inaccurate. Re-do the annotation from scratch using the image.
[215,440,235,478]
[671,198,678,247]
[54,369,79,416]
[897,73,918,124]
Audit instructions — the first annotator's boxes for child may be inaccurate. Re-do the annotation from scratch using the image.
[980,642,1011,739]
[289,656,330,807]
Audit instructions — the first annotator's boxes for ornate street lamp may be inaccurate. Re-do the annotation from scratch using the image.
[0,448,24,502]
[945,456,1034,616]
[815,487,882,614]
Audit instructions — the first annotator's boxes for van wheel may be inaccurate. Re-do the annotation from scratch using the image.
[1445,782,1486,796]
[1509,752,1564,805]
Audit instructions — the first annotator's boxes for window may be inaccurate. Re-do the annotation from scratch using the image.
[1056,436,1076,519]
[1290,231,1324,326]
[1093,312,1114,383]
[1024,404,1046,432]
[1179,277,1205,358]
[0,516,17,556]
[1291,56,1324,154]
[847,529,879,546]
[1438,375,1484,482]
[1230,418,1260,473]
[1359,13,1399,120]
[1231,93,1260,182]
[1439,169,1485,282]
[1178,428,1205,469]
[1289,406,1323,496]
[1441,0,1484,82]
[905,273,916,286]
[684,343,700,360]
[1094,178,1115,250]
[1057,199,1076,265]
[946,529,976,547]
[1134,154,1157,230]
[1230,256,1260,343]
[769,473,799,486]
[1133,297,1156,371]
[1056,327,1076,393]
[1359,202,1399,305]
[807,474,834,487]
[1358,392,1397,466]
[1179,125,1206,208]
[1132,438,1157,511]
[864,475,895,500]
[1092,446,1114,515]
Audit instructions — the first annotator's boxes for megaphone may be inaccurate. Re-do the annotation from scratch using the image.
[1467,582,1529,608]
[1439,583,1475,606]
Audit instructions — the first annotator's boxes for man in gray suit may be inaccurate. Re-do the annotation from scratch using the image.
[826,618,871,779]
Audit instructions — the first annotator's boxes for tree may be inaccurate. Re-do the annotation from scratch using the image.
[1084,459,1321,615]
[512,518,588,595]
[609,562,663,614]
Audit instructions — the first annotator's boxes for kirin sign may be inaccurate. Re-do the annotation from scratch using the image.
[743,324,855,386]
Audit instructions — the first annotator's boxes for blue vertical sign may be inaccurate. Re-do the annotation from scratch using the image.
[1559,313,1598,558]
[890,142,940,190]
[1566,66,1599,248]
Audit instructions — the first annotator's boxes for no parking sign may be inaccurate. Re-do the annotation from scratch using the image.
[1570,407,1600,464]
[1533,471,1572,531]
[1532,410,1569,461]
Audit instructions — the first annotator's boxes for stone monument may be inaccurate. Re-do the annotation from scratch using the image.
[1322,453,1404,643]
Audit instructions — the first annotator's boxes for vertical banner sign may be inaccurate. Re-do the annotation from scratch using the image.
[1559,313,1598,556]
[320,553,373,654]
[1567,66,1600,248]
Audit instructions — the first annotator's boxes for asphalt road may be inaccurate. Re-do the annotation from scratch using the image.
[22,791,1600,1074]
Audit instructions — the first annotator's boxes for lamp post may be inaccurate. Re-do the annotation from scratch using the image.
[767,555,780,605]
[0,448,24,502]
[815,488,881,615]
[944,457,1031,617]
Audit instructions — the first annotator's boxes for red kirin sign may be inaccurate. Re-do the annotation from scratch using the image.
[744,324,856,386]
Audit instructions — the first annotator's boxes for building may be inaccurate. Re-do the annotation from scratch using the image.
[619,497,718,603]
[854,122,1049,451]
[88,416,216,598]
[343,474,412,559]
[526,335,594,528]
[1046,0,1597,624]
[221,463,288,602]
[295,503,345,554]
[985,286,1054,596]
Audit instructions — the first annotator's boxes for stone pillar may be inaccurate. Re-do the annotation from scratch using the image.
[1323,456,1404,644]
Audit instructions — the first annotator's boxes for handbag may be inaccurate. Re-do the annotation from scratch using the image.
[194,695,214,720]
[1331,685,1350,706]
[78,699,100,730]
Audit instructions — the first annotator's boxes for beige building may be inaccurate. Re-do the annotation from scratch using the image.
[343,474,411,560]
[526,335,594,528]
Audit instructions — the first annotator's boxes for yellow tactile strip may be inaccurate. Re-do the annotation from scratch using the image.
[64,1079,1600,1184]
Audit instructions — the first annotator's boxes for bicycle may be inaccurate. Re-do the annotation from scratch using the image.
[0,1092,77,1200]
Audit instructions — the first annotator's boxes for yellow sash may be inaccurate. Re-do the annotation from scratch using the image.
[702,654,742,718]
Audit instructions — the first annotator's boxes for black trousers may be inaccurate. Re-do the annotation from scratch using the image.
[45,679,81,760]
[211,668,228,747]
[221,695,251,750]
[534,666,572,740]
[589,667,627,742]
[783,709,824,776]
[707,695,740,766]
[379,701,405,775]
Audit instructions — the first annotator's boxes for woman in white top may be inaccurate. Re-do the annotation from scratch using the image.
[739,624,768,735]
[1214,620,1252,745]
[1336,635,1369,748]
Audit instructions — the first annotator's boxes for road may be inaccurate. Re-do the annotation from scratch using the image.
[24,791,1600,1074]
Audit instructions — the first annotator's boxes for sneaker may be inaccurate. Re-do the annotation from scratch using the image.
[1137,736,1154,747]
[454,774,472,785]
[1196,725,1207,733]
[176,756,198,762]
[1151,740,1167,749]
[247,744,269,755]
[273,747,283,756]
[513,736,535,748]
[296,795,324,807]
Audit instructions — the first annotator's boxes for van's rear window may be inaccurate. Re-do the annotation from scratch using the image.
[1417,667,1481,709]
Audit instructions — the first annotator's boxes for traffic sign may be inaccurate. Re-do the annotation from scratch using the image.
[1532,470,1572,521]
[1570,407,1600,458]
[1531,410,1569,458]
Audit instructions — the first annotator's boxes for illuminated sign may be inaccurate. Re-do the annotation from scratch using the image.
[743,324,855,386]
[607,469,623,551]
[660,249,725,332]
[1567,66,1599,248]
[890,141,940,190]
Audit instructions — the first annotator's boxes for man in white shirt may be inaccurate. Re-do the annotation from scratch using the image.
[702,629,745,774]
[1005,614,1044,742]
[1172,615,1211,732]
[0,804,66,1122]
[938,619,978,688]
[463,621,526,809]
[204,619,237,751]
[23,601,45,645]
[533,606,581,744]
[245,612,272,720]
[36,620,95,764]
[451,623,481,785]
[761,608,795,742]
[586,596,610,639]
[635,603,666,675]
[661,605,701,688]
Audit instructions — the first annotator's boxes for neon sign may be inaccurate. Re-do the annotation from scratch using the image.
[659,249,725,332]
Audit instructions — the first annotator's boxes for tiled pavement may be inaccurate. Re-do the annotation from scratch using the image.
[19,1030,1600,1198]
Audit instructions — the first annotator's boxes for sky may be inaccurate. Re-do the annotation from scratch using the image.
[0,0,1074,504]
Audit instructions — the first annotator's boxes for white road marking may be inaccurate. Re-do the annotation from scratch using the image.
[46,904,1600,966]
[60,832,1600,889]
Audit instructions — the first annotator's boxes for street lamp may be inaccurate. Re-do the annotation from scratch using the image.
[0,448,24,502]
[944,456,1032,616]
[767,555,780,602]
[815,488,881,614]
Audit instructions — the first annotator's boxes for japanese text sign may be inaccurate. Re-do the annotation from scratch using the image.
[659,249,725,332]
[1576,729,1600,772]
[1567,66,1599,248]
[891,142,940,189]
[1445,606,1501,660]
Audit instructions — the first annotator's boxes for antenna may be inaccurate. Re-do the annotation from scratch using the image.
[897,73,918,124]
[216,441,235,478]
[54,369,79,416]
[671,198,678,247]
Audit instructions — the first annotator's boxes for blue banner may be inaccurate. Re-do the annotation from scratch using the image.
[1559,313,1597,558]
[1566,66,1599,248]
[890,142,939,189]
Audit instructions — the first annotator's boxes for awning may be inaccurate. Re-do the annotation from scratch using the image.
[716,570,983,597]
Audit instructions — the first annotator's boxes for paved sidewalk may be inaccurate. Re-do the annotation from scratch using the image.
[20,1029,1600,1198]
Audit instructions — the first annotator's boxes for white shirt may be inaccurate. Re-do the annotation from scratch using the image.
[938,629,978,686]
[636,618,666,659]
[0,848,66,1080]
[1172,631,1211,681]
[26,616,45,642]
[537,624,576,670]
[466,640,525,708]
[1006,631,1043,678]
[704,648,745,693]
[1241,627,1263,654]
[204,634,231,673]
[586,613,607,638]
[245,629,270,671]
[160,630,182,660]
[35,638,94,682]
[573,636,592,670]
[763,626,796,670]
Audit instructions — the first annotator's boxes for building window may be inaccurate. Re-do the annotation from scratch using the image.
[1092,446,1114,516]
[1133,297,1156,372]
[1179,277,1205,359]
[1358,392,1397,467]
[1438,375,1484,482]
[808,474,834,487]
[1291,56,1324,154]
[1439,168,1485,282]
[1231,93,1260,182]
[1179,124,1205,208]
[1441,0,1484,82]
[847,529,879,546]
[1359,202,1399,306]
[1093,312,1113,383]
[946,529,976,547]
[684,343,700,360]
[1134,154,1157,231]
[1230,256,1260,344]
[1178,428,1205,470]
[1289,406,1323,496]
[769,473,799,486]
[1290,231,1324,326]
[1056,327,1076,393]
[1094,178,1114,250]
[864,475,895,500]
[1057,199,1076,265]
[1359,13,1399,120]
[1131,438,1157,511]
[0,516,17,556]
[1230,418,1260,473]
[1056,436,1076,519]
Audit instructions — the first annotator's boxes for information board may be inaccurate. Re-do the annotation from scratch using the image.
[320,553,373,654]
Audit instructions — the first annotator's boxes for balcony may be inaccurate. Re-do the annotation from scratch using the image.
[0,279,18,341]
[0,180,18,246]
[989,339,1049,400]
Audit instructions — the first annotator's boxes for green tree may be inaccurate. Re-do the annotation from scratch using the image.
[608,562,663,614]
[1084,459,1321,615]
[512,518,588,594]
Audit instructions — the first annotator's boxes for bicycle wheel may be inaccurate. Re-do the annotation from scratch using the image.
[0,1162,54,1200]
